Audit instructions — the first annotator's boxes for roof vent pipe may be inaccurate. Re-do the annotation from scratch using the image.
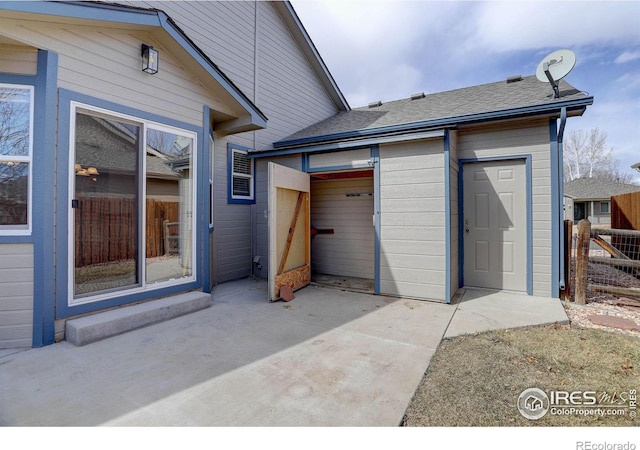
[368,101,382,108]
[506,75,523,83]
[411,92,426,100]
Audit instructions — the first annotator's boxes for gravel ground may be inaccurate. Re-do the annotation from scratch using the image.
[563,299,640,338]
[565,256,640,338]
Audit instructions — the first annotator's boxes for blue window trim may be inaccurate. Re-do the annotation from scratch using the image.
[458,155,533,296]
[227,143,256,204]
[55,88,204,319]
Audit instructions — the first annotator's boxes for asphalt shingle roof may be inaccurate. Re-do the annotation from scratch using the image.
[273,75,590,148]
[564,178,640,200]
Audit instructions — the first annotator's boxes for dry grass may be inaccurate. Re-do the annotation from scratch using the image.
[403,324,640,427]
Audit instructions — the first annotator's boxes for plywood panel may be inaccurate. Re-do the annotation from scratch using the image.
[268,163,310,301]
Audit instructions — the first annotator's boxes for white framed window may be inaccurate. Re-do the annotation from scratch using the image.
[69,102,197,305]
[228,143,254,203]
[600,201,610,214]
[0,84,34,235]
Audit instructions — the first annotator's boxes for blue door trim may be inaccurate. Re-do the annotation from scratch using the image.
[458,155,533,296]
[55,88,203,319]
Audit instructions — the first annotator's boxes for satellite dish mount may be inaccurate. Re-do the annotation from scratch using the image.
[543,61,560,98]
[535,50,576,99]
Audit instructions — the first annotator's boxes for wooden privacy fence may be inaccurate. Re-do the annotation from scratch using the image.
[612,191,640,231]
[146,199,179,258]
[74,197,178,267]
[572,219,640,304]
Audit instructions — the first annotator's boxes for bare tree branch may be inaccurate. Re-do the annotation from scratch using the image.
[563,128,634,184]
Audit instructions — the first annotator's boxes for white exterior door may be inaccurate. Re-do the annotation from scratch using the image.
[463,160,527,291]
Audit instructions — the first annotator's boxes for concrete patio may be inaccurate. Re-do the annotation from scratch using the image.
[0,278,568,426]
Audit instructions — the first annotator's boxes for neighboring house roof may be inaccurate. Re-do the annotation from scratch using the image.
[0,0,268,134]
[75,114,181,180]
[262,75,592,154]
[564,178,640,201]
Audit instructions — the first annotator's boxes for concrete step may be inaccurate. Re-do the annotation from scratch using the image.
[65,291,212,346]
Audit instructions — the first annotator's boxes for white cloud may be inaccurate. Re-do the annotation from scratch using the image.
[468,2,640,53]
[615,51,640,64]
[292,0,470,105]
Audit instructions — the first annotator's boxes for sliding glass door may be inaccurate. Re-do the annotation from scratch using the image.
[144,127,193,284]
[71,104,195,304]
[73,110,140,297]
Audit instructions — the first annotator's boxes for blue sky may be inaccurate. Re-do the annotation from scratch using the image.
[291,0,640,183]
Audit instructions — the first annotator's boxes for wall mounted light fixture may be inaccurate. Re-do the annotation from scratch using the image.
[141,44,159,74]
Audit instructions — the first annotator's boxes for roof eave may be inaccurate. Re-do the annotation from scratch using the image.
[0,1,161,25]
[0,1,267,133]
[271,96,593,150]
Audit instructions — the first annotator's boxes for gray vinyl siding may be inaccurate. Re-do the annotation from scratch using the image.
[114,1,339,149]
[379,139,447,301]
[0,18,224,126]
[211,135,256,283]
[3,2,341,288]
[308,149,371,170]
[253,1,338,148]
[457,120,552,297]
[114,2,340,284]
[118,1,257,97]
[310,178,374,279]
[0,244,33,348]
[0,44,37,75]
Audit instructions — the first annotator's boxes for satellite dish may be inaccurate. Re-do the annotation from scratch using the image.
[535,49,576,98]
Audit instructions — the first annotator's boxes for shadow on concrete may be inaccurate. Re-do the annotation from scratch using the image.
[0,278,454,426]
